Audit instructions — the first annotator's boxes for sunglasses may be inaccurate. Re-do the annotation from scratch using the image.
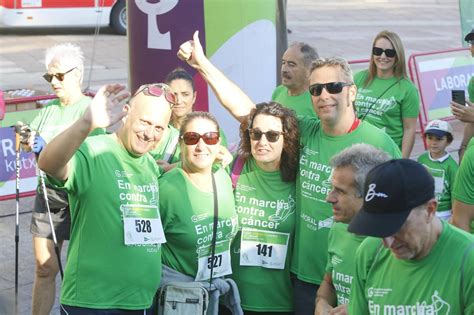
[181,131,220,145]
[248,129,284,142]
[372,47,396,58]
[42,67,77,83]
[134,84,177,106]
[309,82,352,96]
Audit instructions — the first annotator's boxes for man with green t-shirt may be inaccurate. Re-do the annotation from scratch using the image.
[315,144,389,314]
[16,43,104,315]
[178,31,401,315]
[271,42,318,118]
[348,159,474,314]
[38,83,173,314]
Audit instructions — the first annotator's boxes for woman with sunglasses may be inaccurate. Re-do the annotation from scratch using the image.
[151,68,229,171]
[354,30,419,158]
[219,102,299,315]
[158,111,240,313]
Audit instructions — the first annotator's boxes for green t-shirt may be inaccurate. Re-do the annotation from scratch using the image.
[159,166,238,280]
[31,96,104,192]
[349,221,474,314]
[230,157,296,312]
[354,70,420,148]
[150,125,228,164]
[272,85,317,118]
[453,137,474,233]
[418,152,458,214]
[60,135,164,309]
[326,222,366,306]
[468,76,474,102]
[292,118,401,285]
[31,96,92,142]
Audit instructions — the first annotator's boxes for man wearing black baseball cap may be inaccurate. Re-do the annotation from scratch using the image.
[348,159,474,314]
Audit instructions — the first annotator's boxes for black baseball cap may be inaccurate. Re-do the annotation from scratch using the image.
[348,159,434,237]
[465,29,474,42]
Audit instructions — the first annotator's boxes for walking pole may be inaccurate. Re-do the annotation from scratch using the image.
[38,170,64,279]
[14,130,20,296]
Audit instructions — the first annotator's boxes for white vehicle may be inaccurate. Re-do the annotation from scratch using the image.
[0,0,127,34]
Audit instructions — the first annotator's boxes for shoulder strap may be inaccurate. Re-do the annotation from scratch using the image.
[230,155,245,189]
[162,136,180,163]
[359,78,402,121]
[209,173,218,289]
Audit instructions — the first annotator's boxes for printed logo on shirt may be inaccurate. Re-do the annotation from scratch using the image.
[303,146,318,156]
[191,213,209,223]
[299,148,333,202]
[331,255,342,265]
[368,287,392,298]
[356,94,397,120]
[236,183,256,192]
[268,194,296,223]
[194,215,238,247]
[368,290,451,315]
[300,213,333,231]
[114,170,134,178]
[235,192,296,230]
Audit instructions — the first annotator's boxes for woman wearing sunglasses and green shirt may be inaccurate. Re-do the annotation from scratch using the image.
[219,102,299,315]
[158,111,241,312]
[354,30,420,158]
[151,68,228,171]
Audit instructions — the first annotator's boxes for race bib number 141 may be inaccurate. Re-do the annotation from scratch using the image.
[240,228,289,269]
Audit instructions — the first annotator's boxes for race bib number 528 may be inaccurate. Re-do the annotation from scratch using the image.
[122,204,166,245]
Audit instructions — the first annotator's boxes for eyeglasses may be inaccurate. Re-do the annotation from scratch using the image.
[181,131,220,145]
[309,82,352,96]
[248,129,284,142]
[372,47,396,58]
[134,84,177,106]
[42,67,77,83]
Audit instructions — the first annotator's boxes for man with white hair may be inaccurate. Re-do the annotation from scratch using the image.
[19,43,102,315]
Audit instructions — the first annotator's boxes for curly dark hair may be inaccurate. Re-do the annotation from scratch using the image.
[239,102,299,182]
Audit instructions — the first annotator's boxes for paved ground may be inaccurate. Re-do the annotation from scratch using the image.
[0,0,467,313]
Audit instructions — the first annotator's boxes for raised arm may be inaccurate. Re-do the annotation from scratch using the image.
[178,31,255,122]
[38,84,129,181]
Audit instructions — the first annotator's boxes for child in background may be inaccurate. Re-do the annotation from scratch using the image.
[417,119,458,221]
